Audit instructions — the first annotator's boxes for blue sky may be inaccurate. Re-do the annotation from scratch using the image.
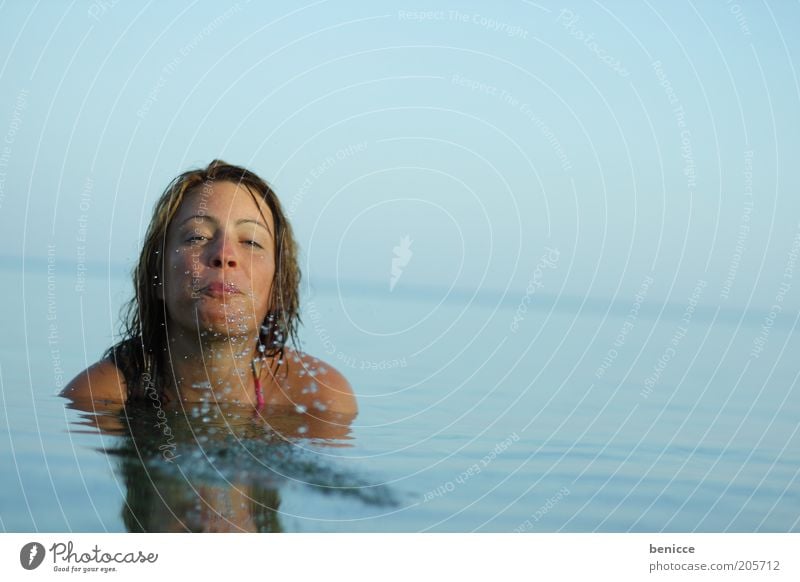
[1,0,798,313]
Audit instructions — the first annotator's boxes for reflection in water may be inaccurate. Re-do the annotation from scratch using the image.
[66,399,397,532]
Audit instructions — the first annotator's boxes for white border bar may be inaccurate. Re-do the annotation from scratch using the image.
[1,533,797,580]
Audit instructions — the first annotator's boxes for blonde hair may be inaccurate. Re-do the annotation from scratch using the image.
[106,160,301,401]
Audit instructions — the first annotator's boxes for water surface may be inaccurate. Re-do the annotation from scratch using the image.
[1,265,798,531]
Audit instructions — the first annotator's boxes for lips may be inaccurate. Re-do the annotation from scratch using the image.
[202,281,241,297]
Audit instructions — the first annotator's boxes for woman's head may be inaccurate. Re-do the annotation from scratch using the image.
[159,179,277,338]
[110,160,300,400]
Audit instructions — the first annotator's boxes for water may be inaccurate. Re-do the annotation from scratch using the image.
[1,264,798,531]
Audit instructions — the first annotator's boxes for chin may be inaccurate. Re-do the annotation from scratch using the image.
[199,316,258,335]
[165,295,263,336]
[186,307,258,337]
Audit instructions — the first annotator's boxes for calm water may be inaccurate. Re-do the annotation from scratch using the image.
[1,263,798,532]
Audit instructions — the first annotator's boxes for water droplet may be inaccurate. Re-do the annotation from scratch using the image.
[295,404,307,414]
[297,425,308,434]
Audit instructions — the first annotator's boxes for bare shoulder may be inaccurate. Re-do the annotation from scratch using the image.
[282,349,357,415]
[60,359,127,406]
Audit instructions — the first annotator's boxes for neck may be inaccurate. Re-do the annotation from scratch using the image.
[163,326,263,405]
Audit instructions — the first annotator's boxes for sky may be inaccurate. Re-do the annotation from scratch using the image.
[1,0,799,314]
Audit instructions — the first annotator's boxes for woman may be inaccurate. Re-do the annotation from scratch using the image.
[62,160,356,417]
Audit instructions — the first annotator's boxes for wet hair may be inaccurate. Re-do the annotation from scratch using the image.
[105,160,301,402]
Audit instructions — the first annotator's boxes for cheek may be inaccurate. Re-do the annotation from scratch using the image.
[163,253,198,292]
[249,255,275,283]
[255,265,275,309]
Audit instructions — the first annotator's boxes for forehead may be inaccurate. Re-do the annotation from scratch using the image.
[172,180,274,226]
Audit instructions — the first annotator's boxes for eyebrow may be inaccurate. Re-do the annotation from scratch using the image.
[178,215,273,236]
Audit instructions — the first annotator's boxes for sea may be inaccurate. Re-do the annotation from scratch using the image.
[1,259,797,532]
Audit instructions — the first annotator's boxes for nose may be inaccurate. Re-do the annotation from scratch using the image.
[208,236,238,269]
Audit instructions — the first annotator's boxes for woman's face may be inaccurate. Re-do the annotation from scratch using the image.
[160,180,276,338]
